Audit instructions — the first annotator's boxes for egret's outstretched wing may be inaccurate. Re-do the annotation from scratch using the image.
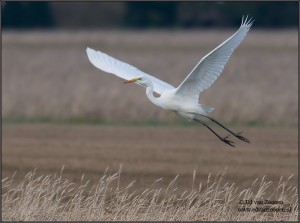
[175,16,254,101]
[86,48,174,94]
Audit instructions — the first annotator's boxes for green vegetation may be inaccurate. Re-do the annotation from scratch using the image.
[2,116,205,127]
[3,116,297,128]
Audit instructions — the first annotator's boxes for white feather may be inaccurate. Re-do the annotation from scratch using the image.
[86,48,174,95]
[175,16,254,101]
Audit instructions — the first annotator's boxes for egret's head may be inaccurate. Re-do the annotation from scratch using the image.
[124,76,150,86]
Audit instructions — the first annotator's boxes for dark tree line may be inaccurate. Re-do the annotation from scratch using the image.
[2,1,298,29]
[2,2,54,29]
[125,1,298,28]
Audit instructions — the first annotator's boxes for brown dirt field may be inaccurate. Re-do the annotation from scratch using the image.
[2,30,298,124]
[3,124,298,194]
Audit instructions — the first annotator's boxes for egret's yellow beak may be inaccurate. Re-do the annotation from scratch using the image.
[124,78,141,84]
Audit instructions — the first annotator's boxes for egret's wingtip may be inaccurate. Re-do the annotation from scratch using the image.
[241,15,254,27]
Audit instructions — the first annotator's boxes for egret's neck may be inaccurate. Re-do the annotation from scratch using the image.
[145,82,161,107]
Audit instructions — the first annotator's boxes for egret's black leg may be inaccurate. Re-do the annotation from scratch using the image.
[199,115,250,143]
[193,118,235,147]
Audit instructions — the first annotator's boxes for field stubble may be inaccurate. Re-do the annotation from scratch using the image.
[2,29,298,220]
[2,123,298,220]
[3,124,297,191]
[2,30,298,124]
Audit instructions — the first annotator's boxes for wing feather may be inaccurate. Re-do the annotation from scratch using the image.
[175,16,254,101]
[86,48,174,94]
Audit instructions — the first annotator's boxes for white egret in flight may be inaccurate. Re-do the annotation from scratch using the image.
[86,16,254,147]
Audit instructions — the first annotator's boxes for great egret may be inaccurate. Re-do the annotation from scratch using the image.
[86,16,254,147]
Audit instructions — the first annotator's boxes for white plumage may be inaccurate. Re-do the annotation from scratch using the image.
[175,16,253,102]
[86,16,254,147]
[86,48,174,95]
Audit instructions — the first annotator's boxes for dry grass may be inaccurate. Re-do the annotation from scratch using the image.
[2,29,298,220]
[2,167,298,221]
[2,30,298,124]
[3,124,298,195]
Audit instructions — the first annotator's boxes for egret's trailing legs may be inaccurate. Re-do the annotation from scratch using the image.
[200,114,250,143]
[193,118,235,147]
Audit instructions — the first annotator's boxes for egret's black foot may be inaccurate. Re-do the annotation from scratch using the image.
[234,132,250,143]
[222,135,235,147]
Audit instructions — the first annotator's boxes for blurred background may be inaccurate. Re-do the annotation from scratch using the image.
[2,1,298,124]
[2,1,299,29]
[2,1,298,193]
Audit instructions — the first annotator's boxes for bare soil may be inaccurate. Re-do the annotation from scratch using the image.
[3,124,298,193]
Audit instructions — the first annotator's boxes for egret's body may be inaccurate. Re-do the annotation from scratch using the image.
[86,16,254,147]
[154,89,208,119]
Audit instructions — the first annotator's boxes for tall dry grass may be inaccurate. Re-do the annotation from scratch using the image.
[2,167,298,221]
[2,30,298,124]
